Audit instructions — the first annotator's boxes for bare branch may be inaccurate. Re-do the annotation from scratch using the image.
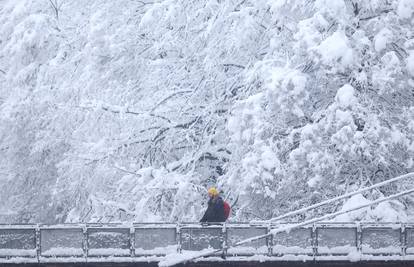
[137,0,154,6]
[359,9,393,21]
[48,0,60,20]
[77,103,172,123]
[113,165,140,176]
[150,90,192,112]
[223,63,245,69]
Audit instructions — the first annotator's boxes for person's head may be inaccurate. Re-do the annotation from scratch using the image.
[207,187,219,198]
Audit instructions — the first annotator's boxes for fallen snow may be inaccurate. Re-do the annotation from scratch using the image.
[0,249,36,257]
[314,0,347,20]
[317,245,357,255]
[370,201,407,222]
[397,0,414,19]
[88,248,130,256]
[85,255,160,262]
[334,194,370,221]
[335,84,356,108]
[134,245,178,255]
[259,147,279,170]
[361,245,401,254]
[316,31,354,68]
[307,175,322,188]
[0,257,39,264]
[39,256,87,263]
[374,28,392,52]
[158,249,216,267]
[41,247,83,256]
[335,109,353,126]
[227,245,268,255]
[273,244,312,254]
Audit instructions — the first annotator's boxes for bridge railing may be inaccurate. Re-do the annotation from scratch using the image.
[0,222,413,262]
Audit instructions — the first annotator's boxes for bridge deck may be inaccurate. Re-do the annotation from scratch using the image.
[1,222,414,264]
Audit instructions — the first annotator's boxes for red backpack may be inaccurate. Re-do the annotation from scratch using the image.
[223,201,231,220]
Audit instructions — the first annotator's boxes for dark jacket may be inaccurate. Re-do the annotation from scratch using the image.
[200,196,225,223]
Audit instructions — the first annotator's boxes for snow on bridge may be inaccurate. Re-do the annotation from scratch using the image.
[1,222,414,265]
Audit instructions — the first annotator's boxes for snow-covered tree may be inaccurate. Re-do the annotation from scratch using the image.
[223,0,414,221]
[0,0,413,223]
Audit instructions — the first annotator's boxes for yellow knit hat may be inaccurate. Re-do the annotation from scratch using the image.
[208,187,219,196]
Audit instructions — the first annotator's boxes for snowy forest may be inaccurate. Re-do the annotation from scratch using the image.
[0,0,413,224]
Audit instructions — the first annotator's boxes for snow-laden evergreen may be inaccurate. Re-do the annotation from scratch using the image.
[0,0,413,223]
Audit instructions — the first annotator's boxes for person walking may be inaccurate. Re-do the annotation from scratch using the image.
[200,187,226,223]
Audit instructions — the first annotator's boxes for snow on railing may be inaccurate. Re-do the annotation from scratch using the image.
[1,222,414,263]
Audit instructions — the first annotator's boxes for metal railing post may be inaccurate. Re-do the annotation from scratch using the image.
[267,223,273,256]
[221,223,227,258]
[356,222,362,255]
[130,226,135,257]
[312,223,317,259]
[401,223,407,256]
[35,225,40,263]
[82,225,88,259]
[177,223,182,253]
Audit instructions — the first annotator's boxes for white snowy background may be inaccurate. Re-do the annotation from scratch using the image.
[0,0,413,223]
